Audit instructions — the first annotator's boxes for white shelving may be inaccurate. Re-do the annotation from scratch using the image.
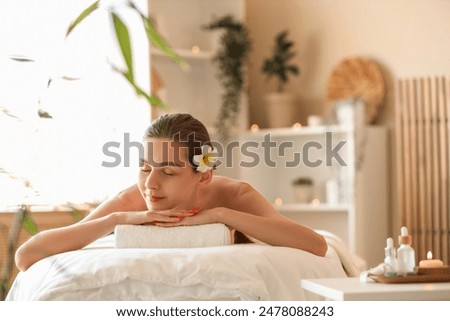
[239,127,352,205]
[275,203,350,213]
[238,125,389,267]
[245,125,350,137]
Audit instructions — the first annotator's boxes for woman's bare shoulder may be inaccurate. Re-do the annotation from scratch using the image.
[209,176,256,204]
[210,175,278,216]
[210,175,250,190]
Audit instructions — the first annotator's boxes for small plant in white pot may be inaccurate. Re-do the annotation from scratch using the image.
[261,30,300,128]
[292,177,314,203]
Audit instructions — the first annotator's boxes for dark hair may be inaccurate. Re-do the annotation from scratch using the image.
[144,113,213,170]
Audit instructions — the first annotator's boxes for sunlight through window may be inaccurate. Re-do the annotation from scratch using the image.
[0,0,150,207]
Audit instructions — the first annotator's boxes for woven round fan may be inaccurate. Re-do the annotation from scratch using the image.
[326,56,385,124]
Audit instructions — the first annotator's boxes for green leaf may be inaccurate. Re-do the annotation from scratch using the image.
[70,208,84,222]
[127,76,166,108]
[111,63,165,108]
[287,65,300,75]
[126,1,188,71]
[111,12,134,80]
[61,76,82,81]
[22,212,38,236]
[143,18,188,70]
[0,106,20,120]
[66,1,100,38]
[38,109,53,119]
[136,87,165,108]
[9,55,35,63]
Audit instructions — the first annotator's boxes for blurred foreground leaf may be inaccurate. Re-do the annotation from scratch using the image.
[66,0,100,37]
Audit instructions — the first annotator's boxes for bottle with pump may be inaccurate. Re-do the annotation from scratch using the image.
[397,226,416,274]
[383,237,398,276]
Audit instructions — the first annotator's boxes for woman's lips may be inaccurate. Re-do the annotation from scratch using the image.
[147,195,164,203]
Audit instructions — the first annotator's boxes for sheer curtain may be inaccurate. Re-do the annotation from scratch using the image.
[0,0,150,206]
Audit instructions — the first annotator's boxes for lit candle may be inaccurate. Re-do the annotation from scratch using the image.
[250,124,259,132]
[191,45,200,54]
[274,198,283,206]
[419,251,444,268]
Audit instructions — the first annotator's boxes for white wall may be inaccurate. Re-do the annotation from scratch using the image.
[246,0,450,236]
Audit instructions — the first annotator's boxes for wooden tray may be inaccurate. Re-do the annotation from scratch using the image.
[370,273,450,284]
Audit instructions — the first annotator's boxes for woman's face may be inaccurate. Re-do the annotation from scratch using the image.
[138,138,201,211]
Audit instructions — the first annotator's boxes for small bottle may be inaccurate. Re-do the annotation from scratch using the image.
[397,226,416,274]
[383,237,398,276]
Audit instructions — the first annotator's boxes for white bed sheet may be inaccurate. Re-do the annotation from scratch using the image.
[7,234,352,301]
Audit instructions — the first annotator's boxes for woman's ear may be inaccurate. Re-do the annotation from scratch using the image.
[198,169,213,186]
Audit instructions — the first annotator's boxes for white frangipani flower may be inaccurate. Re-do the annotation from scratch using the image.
[193,145,217,173]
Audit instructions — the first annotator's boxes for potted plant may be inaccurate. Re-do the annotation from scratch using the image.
[203,15,251,141]
[261,30,300,128]
[292,177,314,203]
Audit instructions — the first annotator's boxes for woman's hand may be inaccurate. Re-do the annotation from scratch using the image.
[152,208,222,227]
[114,208,200,226]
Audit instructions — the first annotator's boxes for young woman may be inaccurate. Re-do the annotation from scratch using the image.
[15,113,327,271]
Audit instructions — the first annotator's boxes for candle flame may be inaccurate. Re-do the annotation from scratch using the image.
[427,251,433,260]
[274,198,283,206]
[250,124,259,132]
[191,46,200,54]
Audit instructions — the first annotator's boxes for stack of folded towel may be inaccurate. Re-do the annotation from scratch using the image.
[114,223,233,249]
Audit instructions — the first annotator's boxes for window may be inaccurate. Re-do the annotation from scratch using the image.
[0,0,150,206]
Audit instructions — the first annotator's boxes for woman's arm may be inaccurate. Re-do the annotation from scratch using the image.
[15,213,118,271]
[157,181,328,257]
[227,182,327,256]
[216,207,327,256]
[15,184,145,271]
[80,184,147,222]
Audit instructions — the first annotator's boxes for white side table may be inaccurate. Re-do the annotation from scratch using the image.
[301,277,450,300]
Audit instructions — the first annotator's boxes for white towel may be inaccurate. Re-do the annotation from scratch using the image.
[114,223,233,249]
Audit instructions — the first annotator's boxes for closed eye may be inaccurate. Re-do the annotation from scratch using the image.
[162,166,177,176]
[139,159,151,172]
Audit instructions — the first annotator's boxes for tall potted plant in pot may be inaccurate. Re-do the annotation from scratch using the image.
[261,30,300,128]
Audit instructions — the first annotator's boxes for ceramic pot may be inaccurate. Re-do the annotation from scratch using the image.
[292,184,314,203]
[264,92,298,128]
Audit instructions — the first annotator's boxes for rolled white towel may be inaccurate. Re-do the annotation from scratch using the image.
[114,223,233,249]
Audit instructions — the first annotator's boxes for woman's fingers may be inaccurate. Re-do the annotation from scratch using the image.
[147,213,182,223]
[154,211,214,227]
[146,208,200,218]
[121,208,202,225]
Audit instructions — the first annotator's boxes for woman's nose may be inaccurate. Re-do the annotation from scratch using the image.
[145,170,159,190]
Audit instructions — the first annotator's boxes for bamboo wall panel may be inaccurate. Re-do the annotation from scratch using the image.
[396,76,450,264]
